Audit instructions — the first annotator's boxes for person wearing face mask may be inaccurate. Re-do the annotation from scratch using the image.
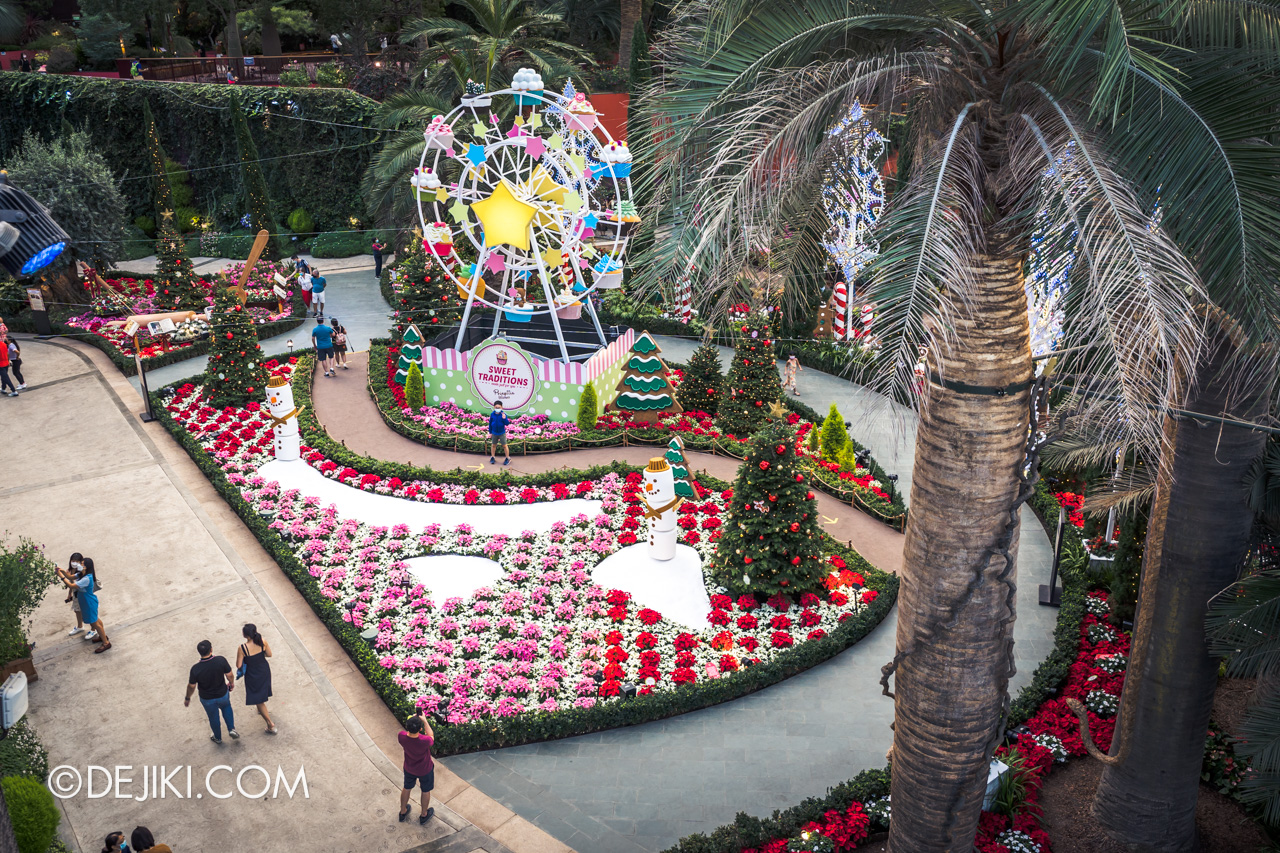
[65,552,86,636]
[102,830,129,852]
[56,557,110,653]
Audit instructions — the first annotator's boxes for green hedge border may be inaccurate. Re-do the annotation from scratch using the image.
[659,480,1089,853]
[4,288,306,377]
[152,351,900,755]
[368,338,908,527]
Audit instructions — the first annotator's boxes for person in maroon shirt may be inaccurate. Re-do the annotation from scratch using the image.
[398,714,435,824]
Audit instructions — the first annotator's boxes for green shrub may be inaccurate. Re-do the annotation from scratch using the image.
[404,363,425,411]
[287,207,315,235]
[311,230,372,257]
[819,403,848,461]
[577,383,599,431]
[173,205,202,233]
[134,215,157,237]
[120,225,154,261]
[47,45,76,73]
[214,233,257,259]
[0,720,49,781]
[314,63,349,88]
[0,536,57,663]
[279,64,310,87]
[1,775,60,853]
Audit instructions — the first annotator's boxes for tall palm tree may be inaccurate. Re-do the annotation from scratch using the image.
[404,0,592,95]
[362,87,455,233]
[639,1,1280,850]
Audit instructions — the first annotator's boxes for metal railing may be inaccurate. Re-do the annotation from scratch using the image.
[119,53,385,85]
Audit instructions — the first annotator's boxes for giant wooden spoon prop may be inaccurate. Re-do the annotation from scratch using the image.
[227,229,271,306]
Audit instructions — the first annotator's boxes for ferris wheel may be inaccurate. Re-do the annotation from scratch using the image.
[412,77,637,363]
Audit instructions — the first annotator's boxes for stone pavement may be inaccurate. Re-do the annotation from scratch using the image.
[309,352,1059,853]
[0,337,573,853]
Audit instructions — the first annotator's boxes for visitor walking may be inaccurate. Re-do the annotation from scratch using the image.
[487,401,510,466]
[185,640,238,743]
[299,269,313,315]
[65,552,87,636]
[7,336,25,390]
[330,33,342,53]
[19,53,30,72]
[55,559,110,653]
[372,237,387,278]
[397,714,435,824]
[312,318,336,377]
[235,623,276,734]
[0,336,16,397]
[330,318,349,369]
[782,353,803,397]
[130,826,172,853]
[310,268,327,319]
[79,557,103,642]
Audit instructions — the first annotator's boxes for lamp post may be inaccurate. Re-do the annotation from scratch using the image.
[287,339,294,353]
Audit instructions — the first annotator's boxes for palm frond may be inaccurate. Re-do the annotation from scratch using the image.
[1207,570,1280,678]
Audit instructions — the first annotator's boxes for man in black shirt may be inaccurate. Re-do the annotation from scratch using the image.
[184,639,239,743]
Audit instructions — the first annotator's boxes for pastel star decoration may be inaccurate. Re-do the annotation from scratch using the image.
[506,124,526,140]
[561,190,583,212]
[470,180,538,250]
[448,199,470,224]
[524,136,546,159]
[471,121,488,137]
[527,113,543,130]
[582,212,599,229]
[483,251,507,274]
[547,134,564,150]
[466,143,488,166]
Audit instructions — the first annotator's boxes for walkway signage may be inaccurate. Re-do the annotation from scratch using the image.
[467,338,540,412]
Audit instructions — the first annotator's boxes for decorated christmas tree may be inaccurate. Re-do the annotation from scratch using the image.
[228,91,280,260]
[203,280,267,408]
[676,340,723,415]
[395,324,425,384]
[391,235,460,339]
[665,435,696,498]
[614,332,681,424]
[153,212,204,311]
[715,311,781,438]
[714,420,825,596]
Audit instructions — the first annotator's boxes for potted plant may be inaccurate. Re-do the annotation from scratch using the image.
[0,536,58,683]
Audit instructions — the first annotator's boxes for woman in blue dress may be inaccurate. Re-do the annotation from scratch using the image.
[55,561,110,653]
[236,623,276,733]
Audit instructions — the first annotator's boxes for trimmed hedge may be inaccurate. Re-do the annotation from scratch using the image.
[152,352,899,754]
[662,480,1089,853]
[4,288,306,378]
[311,230,384,258]
[368,339,908,525]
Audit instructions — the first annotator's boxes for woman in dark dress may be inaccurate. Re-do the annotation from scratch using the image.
[236,623,277,733]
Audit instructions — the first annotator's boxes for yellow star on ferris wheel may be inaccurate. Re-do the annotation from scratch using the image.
[520,164,569,235]
[471,180,538,251]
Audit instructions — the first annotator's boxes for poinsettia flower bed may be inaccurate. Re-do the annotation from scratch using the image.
[64,272,294,362]
[159,356,892,733]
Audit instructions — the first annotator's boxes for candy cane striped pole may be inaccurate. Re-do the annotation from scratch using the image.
[832,281,848,340]
[676,271,693,323]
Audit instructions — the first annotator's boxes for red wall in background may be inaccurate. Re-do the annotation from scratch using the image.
[592,93,630,141]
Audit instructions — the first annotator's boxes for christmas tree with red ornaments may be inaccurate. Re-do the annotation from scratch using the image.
[714,419,825,596]
[153,211,204,311]
[202,280,267,407]
[714,309,781,437]
[392,234,460,339]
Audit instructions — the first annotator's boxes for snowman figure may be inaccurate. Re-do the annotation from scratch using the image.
[641,457,682,561]
[266,375,303,462]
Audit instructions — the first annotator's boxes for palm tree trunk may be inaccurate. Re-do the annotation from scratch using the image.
[618,0,642,67]
[1091,314,1269,852]
[887,254,1033,853]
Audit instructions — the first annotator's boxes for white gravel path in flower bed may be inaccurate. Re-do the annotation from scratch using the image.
[257,459,604,536]
[403,554,507,603]
[592,544,712,632]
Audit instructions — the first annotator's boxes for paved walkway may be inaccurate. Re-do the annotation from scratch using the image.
[310,352,1059,853]
[1,337,571,853]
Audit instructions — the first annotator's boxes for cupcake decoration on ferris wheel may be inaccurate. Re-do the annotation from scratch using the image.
[413,71,637,364]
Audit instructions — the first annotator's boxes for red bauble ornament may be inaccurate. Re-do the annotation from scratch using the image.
[790,522,799,532]
[247,387,254,393]
[791,556,801,565]
[768,494,776,502]
[759,461,770,470]
[226,332,234,339]
[754,400,762,407]
[806,491,815,500]
[775,444,786,455]
[744,557,753,564]
[780,580,789,587]
[795,474,803,482]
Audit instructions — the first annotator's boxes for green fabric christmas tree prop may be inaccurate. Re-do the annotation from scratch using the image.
[665,435,696,498]
[203,281,267,408]
[405,362,426,411]
[714,419,825,596]
[715,311,781,438]
[614,331,681,424]
[820,403,849,461]
[577,383,599,431]
[392,234,459,339]
[676,340,723,415]
[228,91,280,260]
[395,324,425,384]
[153,212,204,311]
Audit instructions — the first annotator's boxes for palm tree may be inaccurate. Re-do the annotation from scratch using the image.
[0,0,20,43]
[404,0,592,96]
[618,0,641,66]
[639,1,1280,850]
[362,87,455,233]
